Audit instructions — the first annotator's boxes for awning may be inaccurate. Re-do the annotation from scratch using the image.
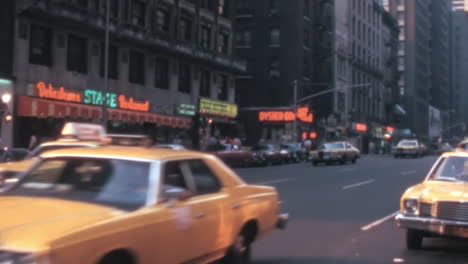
[394,104,407,115]
[17,96,191,129]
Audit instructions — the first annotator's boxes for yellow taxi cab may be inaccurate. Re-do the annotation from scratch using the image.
[0,123,150,186]
[0,146,288,264]
[395,151,468,250]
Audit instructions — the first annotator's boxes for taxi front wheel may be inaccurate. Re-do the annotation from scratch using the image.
[222,233,251,264]
[406,229,424,250]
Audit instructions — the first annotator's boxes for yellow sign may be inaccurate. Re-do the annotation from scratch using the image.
[199,98,238,118]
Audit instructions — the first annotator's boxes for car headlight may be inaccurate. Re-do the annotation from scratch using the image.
[280,150,288,154]
[403,198,418,215]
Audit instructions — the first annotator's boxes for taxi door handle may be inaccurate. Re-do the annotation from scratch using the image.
[232,203,241,209]
[195,212,206,219]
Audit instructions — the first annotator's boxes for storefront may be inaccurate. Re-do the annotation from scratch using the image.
[257,106,314,143]
[13,81,191,147]
[197,97,239,143]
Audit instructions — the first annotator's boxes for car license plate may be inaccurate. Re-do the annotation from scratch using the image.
[323,155,330,160]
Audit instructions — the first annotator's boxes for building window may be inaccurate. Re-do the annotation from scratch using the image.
[155,57,169,89]
[200,25,212,49]
[304,0,310,17]
[178,63,191,93]
[218,74,228,100]
[235,30,251,46]
[154,8,170,34]
[268,57,280,79]
[132,1,146,27]
[129,50,145,85]
[29,24,52,66]
[109,0,119,18]
[269,28,280,46]
[100,43,118,79]
[268,0,279,15]
[218,32,229,54]
[218,0,229,17]
[236,0,250,14]
[200,70,210,97]
[200,0,213,10]
[73,0,88,9]
[302,58,309,77]
[179,17,193,42]
[303,29,310,48]
[67,35,88,74]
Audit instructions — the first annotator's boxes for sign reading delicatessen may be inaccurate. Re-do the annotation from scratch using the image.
[16,81,191,129]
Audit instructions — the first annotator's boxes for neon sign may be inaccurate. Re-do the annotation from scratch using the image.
[354,123,368,132]
[83,90,117,108]
[36,81,81,103]
[258,107,314,123]
[118,95,150,112]
[34,82,150,112]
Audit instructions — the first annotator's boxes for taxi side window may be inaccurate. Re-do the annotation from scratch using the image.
[187,159,221,195]
[163,161,188,190]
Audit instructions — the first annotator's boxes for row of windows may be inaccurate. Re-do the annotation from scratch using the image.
[236,0,311,18]
[235,28,280,47]
[70,0,231,54]
[351,17,380,49]
[28,24,229,99]
[352,0,381,27]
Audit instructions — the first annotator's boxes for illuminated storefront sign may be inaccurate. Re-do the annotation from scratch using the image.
[199,98,237,118]
[36,81,81,103]
[83,90,117,108]
[258,107,314,123]
[177,104,196,116]
[353,123,368,132]
[33,82,150,112]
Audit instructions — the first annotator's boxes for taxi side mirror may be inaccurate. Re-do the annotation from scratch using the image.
[162,187,194,203]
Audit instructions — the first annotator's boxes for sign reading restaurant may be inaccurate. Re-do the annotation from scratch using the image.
[34,81,150,112]
[199,97,238,118]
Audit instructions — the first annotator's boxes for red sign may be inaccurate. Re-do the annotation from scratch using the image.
[309,132,317,139]
[36,81,81,103]
[355,123,367,132]
[259,107,314,123]
[118,95,150,112]
[386,126,394,132]
[302,132,308,140]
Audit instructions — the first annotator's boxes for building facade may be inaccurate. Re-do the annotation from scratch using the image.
[234,0,328,144]
[8,0,244,147]
[386,0,433,139]
[430,0,451,138]
[451,6,468,137]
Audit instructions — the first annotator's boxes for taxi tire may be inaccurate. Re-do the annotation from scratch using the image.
[406,229,423,250]
[99,250,136,264]
[222,233,251,264]
[352,157,357,164]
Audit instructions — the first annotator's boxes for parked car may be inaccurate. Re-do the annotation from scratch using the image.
[309,141,360,166]
[396,152,468,250]
[207,143,254,167]
[0,146,288,264]
[251,144,286,166]
[280,143,306,163]
[393,139,424,158]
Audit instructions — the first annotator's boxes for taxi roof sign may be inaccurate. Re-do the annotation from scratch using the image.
[61,122,106,141]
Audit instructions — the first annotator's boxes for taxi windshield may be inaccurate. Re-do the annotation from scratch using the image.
[323,143,344,149]
[398,141,417,147]
[5,157,151,210]
[430,156,468,183]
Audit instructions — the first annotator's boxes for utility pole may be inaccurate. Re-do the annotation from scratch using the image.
[292,80,298,142]
[102,0,110,126]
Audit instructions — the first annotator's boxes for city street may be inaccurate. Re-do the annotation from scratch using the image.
[235,155,468,264]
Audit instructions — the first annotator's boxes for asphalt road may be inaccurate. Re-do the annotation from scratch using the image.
[235,155,468,264]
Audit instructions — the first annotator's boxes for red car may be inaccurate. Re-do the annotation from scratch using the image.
[208,144,254,167]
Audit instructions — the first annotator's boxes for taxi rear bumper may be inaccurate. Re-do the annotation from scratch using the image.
[395,213,468,238]
[277,213,289,230]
